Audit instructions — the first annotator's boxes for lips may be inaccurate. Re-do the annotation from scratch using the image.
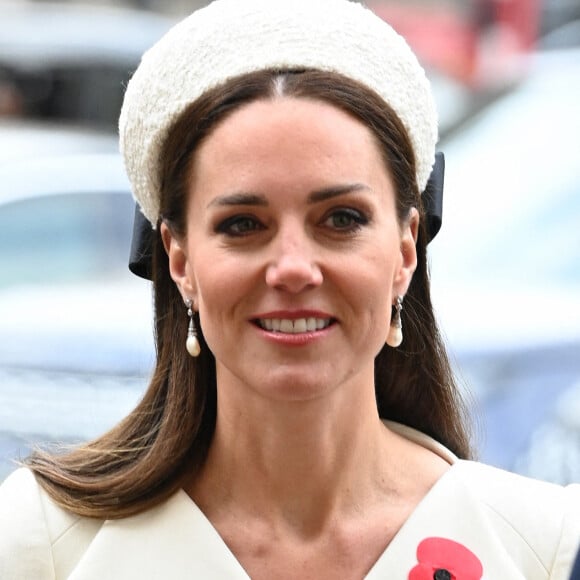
[257,317,333,334]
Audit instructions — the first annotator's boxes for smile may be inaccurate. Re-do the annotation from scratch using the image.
[257,318,333,334]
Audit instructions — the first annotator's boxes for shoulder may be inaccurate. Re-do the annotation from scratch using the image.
[0,468,103,579]
[0,468,56,578]
[453,460,580,575]
[453,460,580,523]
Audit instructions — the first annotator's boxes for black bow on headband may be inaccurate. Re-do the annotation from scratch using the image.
[423,151,445,243]
[128,152,445,281]
[128,203,155,281]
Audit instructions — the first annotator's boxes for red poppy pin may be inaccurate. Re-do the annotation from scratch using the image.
[408,537,483,580]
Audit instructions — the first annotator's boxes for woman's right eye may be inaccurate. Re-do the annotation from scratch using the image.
[215,215,264,237]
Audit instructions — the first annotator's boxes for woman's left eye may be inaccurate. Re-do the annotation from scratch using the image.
[322,208,369,231]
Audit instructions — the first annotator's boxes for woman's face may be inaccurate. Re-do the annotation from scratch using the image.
[163,97,418,403]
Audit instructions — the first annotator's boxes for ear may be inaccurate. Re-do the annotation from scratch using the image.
[394,207,419,295]
[160,222,197,301]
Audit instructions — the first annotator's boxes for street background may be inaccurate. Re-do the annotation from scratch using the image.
[1,0,579,483]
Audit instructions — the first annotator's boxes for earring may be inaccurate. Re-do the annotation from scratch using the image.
[386,296,403,348]
[185,299,201,357]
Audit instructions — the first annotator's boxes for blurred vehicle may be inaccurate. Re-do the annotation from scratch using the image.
[541,0,580,36]
[0,0,520,138]
[0,117,119,160]
[0,1,175,128]
[540,19,580,49]
[368,0,540,88]
[430,48,580,483]
[0,122,154,480]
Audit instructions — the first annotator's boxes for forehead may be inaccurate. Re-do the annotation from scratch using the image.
[189,96,386,184]
[182,96,398,220]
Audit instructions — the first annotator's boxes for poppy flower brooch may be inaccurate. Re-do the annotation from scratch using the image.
[408,537,483,579]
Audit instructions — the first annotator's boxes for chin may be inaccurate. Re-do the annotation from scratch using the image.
[256,370,340,403]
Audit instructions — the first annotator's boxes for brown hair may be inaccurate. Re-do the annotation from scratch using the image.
[26,69,473,519]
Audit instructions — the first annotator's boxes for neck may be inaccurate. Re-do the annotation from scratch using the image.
[187,367,414,532]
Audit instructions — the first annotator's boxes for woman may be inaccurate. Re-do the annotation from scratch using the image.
[1,0,579,578]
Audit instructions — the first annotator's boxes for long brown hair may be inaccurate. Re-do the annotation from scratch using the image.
[26,69,473,519]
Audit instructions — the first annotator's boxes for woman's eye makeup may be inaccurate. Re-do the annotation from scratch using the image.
[215,214,264,236]
[321,207,369,231]
[213,204,371,238]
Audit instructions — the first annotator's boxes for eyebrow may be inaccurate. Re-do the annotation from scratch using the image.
[207,193,267,208]
[307,183,370,203]
[207,183,370,209]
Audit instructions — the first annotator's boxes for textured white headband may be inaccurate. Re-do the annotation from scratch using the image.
[119,0,438,226]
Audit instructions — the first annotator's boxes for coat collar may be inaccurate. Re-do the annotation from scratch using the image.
[68,490,249,579]
[67,463,544,579]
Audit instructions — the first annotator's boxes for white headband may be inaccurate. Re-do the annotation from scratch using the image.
[119,0,438,226]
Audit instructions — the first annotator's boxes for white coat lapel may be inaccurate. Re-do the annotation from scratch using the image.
[68,490,250,580]
[365,463,536,579]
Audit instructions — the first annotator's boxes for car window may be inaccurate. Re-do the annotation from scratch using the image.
[0,192,134,288]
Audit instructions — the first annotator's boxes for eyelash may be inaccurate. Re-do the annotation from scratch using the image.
[215,215,264,237]
[321,208,369,231]
[214,207,370,237]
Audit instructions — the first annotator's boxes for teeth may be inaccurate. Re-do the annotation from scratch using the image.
[258,318,331,334]
[280,319,294,333]
[291,319,304,333]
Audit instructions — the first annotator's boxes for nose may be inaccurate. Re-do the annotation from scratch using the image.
[265,224,323,293]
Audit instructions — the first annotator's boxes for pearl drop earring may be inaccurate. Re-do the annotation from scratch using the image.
[185,299,201,357]
[386,296,403,348]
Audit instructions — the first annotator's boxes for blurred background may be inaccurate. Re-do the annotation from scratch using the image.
[1,0,579,483]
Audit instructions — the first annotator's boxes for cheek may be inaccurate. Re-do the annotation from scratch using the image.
[193,268,234,352]
[194,268,231,311]
[191,253,253,318]
[334,249,398,311]
[360,239,402,285]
